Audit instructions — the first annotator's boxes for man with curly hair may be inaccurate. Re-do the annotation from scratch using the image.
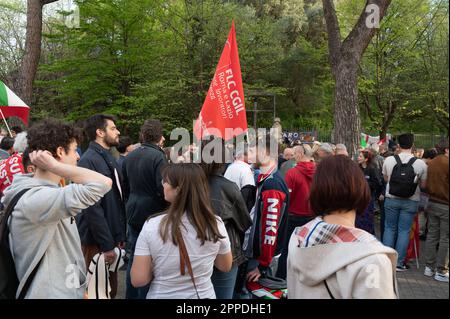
[1,118,112,298]
[76,114,126,299]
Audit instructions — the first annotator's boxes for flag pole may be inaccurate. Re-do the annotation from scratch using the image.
[0,109,13,138]
[413,237,419,269]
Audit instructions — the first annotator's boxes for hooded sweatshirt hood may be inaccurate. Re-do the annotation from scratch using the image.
[295,161,315,182]
[285,161,316,216]
[287,217,398,299]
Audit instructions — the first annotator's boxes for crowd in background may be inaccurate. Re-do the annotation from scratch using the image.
[0,118,448,299]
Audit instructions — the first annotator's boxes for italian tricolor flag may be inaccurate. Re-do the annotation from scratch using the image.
[361,133,388,148]
[0,80,30,125]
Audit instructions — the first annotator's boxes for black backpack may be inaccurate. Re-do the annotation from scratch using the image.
[0,188,38,299]
[388,155,418,198]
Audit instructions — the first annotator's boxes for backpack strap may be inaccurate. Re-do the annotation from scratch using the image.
[177,229,200,299]
[407,157,417,166]
[3,188,36,299]
[324,280,335,299]
[394,155,417,167]
[3,189,31,234]
[393,155,402,166]
[6,188,61,299]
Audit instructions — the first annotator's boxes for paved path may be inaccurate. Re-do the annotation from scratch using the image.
[396,238,448,299]
[116,214,449,299]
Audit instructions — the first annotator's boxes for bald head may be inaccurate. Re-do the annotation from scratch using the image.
[293,145,304,158]
[283,147,294,160]
[293,144,313,162]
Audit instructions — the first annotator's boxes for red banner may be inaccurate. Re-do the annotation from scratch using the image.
[193,21,248,141]
[0,154,25,195]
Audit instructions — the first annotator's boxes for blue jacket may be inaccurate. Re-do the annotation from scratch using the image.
[76,142,126,252]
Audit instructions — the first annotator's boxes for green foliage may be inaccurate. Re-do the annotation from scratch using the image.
[0,0,26,84]
[357,0,449,134]
[0,0,447,139]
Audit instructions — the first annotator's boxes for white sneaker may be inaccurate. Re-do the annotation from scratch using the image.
[434,272,449,283]
[424,266,435,277]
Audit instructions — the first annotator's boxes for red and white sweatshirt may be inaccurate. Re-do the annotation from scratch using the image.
[245,166,290,272]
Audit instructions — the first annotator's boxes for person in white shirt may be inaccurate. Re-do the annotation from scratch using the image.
[224,146,255,190]
[224,144,257,214]
[382,133,427,271]
[131,163,232,299]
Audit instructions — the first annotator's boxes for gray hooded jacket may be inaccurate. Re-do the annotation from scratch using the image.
[287,218,399,299]
[1,174,111,299]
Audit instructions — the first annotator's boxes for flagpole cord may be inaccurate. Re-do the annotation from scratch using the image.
[0,109,14,138]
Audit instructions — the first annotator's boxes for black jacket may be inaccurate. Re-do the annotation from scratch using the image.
[361,164,383,197]
[122,143,168,232]
[209,175,252,266]
[76,142,126,252]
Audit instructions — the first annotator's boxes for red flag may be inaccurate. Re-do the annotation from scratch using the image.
[193,21,247,141]
[405,214,420,264]
[377,137,387,145]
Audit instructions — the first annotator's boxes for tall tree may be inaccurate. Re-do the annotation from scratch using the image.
[358,0,449,138]
[322,0,390,156]
[0,0,26,86]
[17,0,58,105]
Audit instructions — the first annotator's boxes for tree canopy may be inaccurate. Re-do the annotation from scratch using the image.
[0,0,448,141]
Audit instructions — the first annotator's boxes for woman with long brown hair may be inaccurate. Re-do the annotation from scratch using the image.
[198,136,252,299]
[130,163,232,299]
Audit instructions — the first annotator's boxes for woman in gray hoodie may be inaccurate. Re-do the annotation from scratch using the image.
[287,155,398,299]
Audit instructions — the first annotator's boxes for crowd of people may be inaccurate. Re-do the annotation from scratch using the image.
[0,116,448,299]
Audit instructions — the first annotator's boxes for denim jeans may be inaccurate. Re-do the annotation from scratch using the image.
[211,265,238,299]
[126,226,150,299]
[383,198,419,267]
[276,215,314,280]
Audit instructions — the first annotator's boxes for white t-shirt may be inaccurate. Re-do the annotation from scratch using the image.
[134,213,231,299]
[382,152,427,202]
[224,160,255,190]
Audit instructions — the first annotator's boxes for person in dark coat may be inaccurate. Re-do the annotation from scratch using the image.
[122,119,168,299]
[356,150,383,235]
[199,136,252,299]
[116,136,134,172]
[76,114,126,299]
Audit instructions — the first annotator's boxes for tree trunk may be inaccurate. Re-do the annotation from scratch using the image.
[322,0,391,157]
[332,62,361,156]
[17,0,58,106]
[379,101,395,140]
[379,111,394,140]
[379,119,390,141]
[17,0,44,105]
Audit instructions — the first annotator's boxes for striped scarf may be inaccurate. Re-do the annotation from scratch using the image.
[294,217,377,248]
